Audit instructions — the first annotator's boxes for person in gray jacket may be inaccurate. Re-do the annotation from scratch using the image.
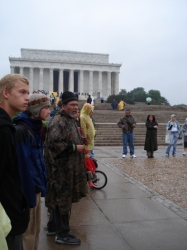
[117,109,136,158]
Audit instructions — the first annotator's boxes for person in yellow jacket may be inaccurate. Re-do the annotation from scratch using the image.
[80,103,95,150]
[118,100,125,111]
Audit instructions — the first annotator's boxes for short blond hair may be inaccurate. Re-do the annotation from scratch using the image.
[0,74,29,102]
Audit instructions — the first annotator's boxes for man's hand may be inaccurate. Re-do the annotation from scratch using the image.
[83,148,90,154]
[83,138,88,145]
[76,145,85,153]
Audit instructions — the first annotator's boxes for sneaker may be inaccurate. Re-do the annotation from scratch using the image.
[47,231,56,236]
[172,154,176,157]
[55,235,81,245]
[130,154,136,158]
[165,154,169,157]
[183,152,186,156]
[122,154,126,158]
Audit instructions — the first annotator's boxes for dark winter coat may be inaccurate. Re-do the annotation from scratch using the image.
[144,121,158,152]
[44,110,87,215]
[111,100,117,109]
[13,112,47,208]
[117,115,136,132]
[0,108,29,236]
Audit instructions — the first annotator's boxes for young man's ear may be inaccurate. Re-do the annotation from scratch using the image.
[2,89,9,99]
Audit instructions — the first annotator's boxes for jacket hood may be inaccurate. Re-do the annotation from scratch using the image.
[81,103,94,116]
[13,112,42,130]
[0,107,15,131]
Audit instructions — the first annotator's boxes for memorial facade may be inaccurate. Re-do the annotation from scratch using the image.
[9,48,122,99]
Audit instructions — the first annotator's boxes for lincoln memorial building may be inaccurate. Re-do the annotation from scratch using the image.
[9,48,122,99]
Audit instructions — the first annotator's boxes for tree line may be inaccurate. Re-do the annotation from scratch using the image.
[106,87,170,105]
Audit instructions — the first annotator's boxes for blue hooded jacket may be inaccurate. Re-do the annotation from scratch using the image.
[13,112,47,208]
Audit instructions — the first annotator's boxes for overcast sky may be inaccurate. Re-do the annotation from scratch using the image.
[0,0,186,105]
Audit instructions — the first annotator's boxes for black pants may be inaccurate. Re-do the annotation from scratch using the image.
[6,234,23,250]
[47,208,56,232]
[54,206,70,237]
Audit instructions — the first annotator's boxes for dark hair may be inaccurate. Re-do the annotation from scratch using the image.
[146,114,155,121]
[125,109,131,112]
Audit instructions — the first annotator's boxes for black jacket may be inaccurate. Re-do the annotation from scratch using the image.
[0,108,29,236]
[144,120,158,152]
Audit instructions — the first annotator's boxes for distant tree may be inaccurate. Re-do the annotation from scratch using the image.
[148,90,161,101]
[173,104,187,106]
[107,87,170,105]
[129,87,147,102]
[119,89,127,95]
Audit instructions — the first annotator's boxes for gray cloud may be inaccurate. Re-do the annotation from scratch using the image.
[0,0,186,105]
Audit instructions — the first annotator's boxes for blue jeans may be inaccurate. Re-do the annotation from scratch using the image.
[90,149,94,158]
[123,132,134,155]
[166,132,178,155]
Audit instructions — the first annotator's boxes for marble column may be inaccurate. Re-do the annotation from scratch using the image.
[59,69,63,94]
[79,70,84,94]
[115,72,119,95]
[10,67,14,74]
[107,72,111,96]
[69,70,74,92]
[89,71,93,95]
[39,68,44,90]
[49,68,53,94]
[29,68,33,94]
[98,71,102,96]
[20,67,23,75]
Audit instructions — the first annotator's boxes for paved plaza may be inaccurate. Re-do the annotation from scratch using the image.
[39,146,187,250]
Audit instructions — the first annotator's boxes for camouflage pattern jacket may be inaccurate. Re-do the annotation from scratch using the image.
[44,110,87,215]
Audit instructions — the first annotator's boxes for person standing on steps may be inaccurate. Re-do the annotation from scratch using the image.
[117,109,136,158]
[165,114,180,157]
[87,95,92,104]
[144,115,158,158]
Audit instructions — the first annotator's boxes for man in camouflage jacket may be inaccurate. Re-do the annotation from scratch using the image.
[44,91,87,245]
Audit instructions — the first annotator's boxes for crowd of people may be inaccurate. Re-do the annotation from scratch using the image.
[117,110,187,158]
[0,74,97,249]
[0,73,186,249]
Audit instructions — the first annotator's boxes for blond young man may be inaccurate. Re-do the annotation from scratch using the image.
[0,74,30,250]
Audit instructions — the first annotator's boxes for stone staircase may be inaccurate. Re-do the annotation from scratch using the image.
[92,104,187,146]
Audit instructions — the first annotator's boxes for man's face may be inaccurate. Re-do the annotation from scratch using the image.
[62,100,78,118]
[5,80,29,113]
[39,106,51,120]
[125,110,131,117]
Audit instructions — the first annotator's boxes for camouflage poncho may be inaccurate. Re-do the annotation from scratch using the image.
[44,110,87,215]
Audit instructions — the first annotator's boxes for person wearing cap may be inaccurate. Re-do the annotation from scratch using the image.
[44,91,87,245]
[13,94,50,249]
[165,114,181,157]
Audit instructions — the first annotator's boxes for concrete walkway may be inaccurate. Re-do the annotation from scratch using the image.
[39,146,187,250]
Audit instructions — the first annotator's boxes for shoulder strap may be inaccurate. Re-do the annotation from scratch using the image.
[15,122,35,146]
